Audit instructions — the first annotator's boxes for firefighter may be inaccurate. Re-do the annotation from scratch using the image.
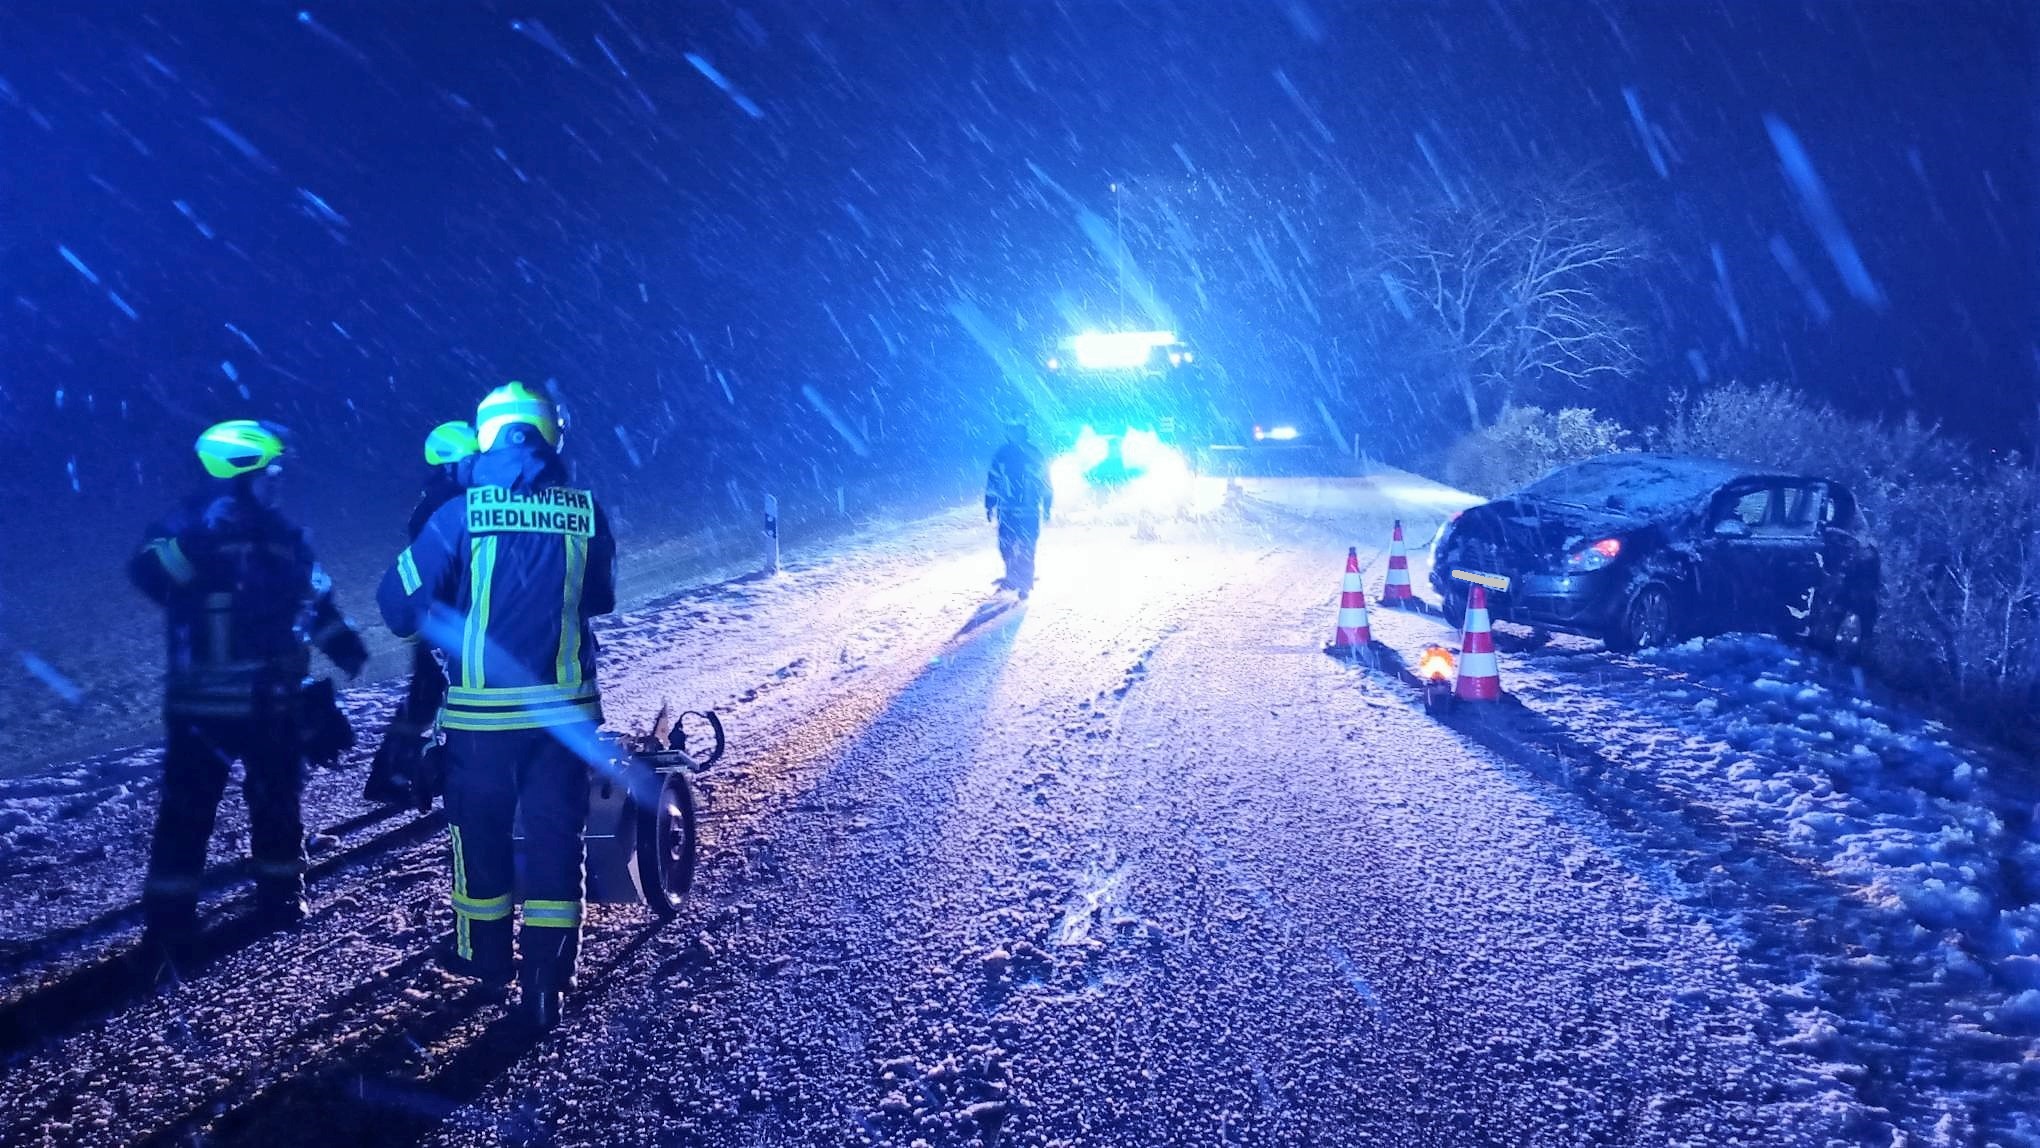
[377,382,616,1028]
[362,421,480,805]
[985,420,1052,598]
[129,420,370,962]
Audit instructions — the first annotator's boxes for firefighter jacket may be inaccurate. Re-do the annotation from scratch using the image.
[986,440,1053,523]
[408,469,469,540]
[377,443,616,733]
[129,490,367,719]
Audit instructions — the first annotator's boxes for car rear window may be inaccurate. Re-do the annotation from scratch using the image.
[1521,455,1741,517]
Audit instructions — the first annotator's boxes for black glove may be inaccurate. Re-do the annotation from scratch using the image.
[298,677,357,767]
[326,627,370,679]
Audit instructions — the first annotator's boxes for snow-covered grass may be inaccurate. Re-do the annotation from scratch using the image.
[1366,572,2040,1142]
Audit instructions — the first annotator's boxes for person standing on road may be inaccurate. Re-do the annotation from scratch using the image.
[363,420,479,806]
[128,420,370,966]
[376,382,616,1029]
[985,420,1052,598]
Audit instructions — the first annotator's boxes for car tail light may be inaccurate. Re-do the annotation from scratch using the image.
[1566,537,1623,572]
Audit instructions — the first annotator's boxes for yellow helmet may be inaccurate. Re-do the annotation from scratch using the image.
[475,381,561,452]
[195,419,287,479]
[423,420,480,466]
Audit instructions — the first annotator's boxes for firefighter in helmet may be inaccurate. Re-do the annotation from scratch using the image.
[985,420,1052,597]
[363,420,480,806]
[129,419,369,966]
[377,382,616,1028]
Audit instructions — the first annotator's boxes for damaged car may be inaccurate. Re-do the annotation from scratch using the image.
[1429,453,1880,657]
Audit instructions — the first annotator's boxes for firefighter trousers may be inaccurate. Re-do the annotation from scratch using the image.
[441,726,590,987]
[145,714,307,932]
[997,515,1040,591]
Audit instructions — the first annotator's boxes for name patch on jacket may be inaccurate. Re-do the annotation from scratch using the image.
[465,486,596,537]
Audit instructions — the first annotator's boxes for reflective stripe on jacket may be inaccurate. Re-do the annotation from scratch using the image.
[130,493,340,718]
[377,446,616,732]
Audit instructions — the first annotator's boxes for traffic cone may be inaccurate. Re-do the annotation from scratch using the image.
[1326,547,1373,655]
[1381,519,1416,606]
[1454,585,1502,702]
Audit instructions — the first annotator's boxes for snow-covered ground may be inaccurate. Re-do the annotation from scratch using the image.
[0,473,2033,1147]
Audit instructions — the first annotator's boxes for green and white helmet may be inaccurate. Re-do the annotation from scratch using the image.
[195,419,287,479]
[423,420,480,466]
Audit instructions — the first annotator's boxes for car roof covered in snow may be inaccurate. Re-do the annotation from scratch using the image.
[1518,453,1793,517]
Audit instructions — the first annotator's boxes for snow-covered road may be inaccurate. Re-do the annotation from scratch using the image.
[1,475,2034,1147]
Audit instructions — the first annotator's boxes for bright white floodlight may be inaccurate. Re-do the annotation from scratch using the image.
[1070,330,1177,370]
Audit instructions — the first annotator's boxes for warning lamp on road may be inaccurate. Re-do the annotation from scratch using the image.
[1416,645,1456,681]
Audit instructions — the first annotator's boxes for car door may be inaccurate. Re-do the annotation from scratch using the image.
[1699,482,1781,633]
[1763,482,1830,639]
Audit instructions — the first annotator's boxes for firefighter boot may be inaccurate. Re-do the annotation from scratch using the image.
[136,905,200,980]
[517,961,565,1031]
[516,926,577,1031]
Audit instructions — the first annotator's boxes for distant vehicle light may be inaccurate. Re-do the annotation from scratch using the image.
[1265,425,1299,441]
[1417,645,1456,681]
[1168,352,1183,366]
[1071,329,1177,370]
[1566,536,1624,572]
[1045,356,1061,371]
[1180,351,1193,363]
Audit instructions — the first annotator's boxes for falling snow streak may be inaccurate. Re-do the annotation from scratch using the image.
[594,34,630,78]
[1281,0,1328,43]
[172,200,216,239]
[1271,69,1335,146]
[56,246,100,286]
[1413,132,1461,208]
[18,652,83,704]
[613,425,643,468]
[296,10,373,69]
[106,292,138,320]
[684,54,765,119]
[296,188,349,227]
[1767,234,1834,324]
[1710,243,1748,347]
[1764,114,1887,311]
[1380,272,1416,321]
[1622,87,1669,179]
[946,299,1049,416]
[510,19,581,69]
[225,323,263,355]
[801,384,869,456]
[201,117,278,173]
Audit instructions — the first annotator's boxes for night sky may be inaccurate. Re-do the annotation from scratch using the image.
[0,0,2034,555]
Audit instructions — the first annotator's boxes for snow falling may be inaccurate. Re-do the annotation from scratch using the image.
[0,5,2033,1146]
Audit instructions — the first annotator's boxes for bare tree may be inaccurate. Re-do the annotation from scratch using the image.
[1373,182,1651,430]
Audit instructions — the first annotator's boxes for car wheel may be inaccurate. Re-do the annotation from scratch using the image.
[1608,583,1676,652]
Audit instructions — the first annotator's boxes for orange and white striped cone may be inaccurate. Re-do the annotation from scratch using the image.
[1327,547,1373,654]
[1381,519,1416,606]
[1454,585,1502,702]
